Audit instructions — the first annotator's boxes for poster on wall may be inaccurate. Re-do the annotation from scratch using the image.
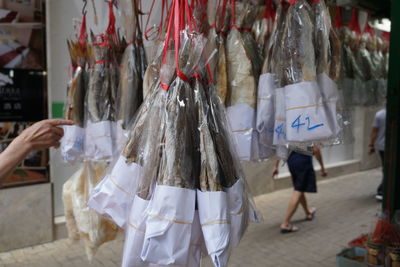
[0,68,46,121]
[0,0,45,70]
[0,121,48,188]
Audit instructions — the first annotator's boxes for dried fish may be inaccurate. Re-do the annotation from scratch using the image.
[196,76,223,192]
[86,35,112,123]
[277,0,316,87]
[226,2,259,108]
[66,39,89,127]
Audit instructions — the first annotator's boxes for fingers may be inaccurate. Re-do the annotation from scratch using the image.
[45,119,74,127]
[53,126,64,138]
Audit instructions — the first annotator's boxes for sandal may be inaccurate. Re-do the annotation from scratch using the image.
[280,225,299,234]
[305,207,317,221]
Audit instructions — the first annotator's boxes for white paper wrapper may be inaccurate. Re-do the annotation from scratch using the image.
[141,185,196,265]
[318,73,340,136]
[85,120,113,161]
[284,81,333,142]
[122,195,150,267]
[60,125,85,163]
[197,190,229,267]
[88,155,143,228]
[114,120,129,155]
[226,179,246,248]
[122,198,202,267]
[186,211,204,267]
[227,104,255,161]
[256,73,275,147]
[273,87,287,146]
[251,130,275,161]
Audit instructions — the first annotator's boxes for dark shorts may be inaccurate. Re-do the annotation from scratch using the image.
[287,152,317,193]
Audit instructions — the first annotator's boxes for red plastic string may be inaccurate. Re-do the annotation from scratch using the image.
[218,0,228,34]
[162,0,175,65]
[364,23,375,37]
[160,83,170,90]
[174,0,182,80]
[230,0,237,29]
[105,1,117,44]
[333,6,342,29]
[382,31,390,41]
[288,0,297,5]
[349,9,361,35]
[264,0,276,20]
[78,13,87,49]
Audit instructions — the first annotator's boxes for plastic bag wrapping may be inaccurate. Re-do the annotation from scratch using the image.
[141,28,206,265]
[143,43,164,99]
[277,0,333,143]
[194,76,230,265]
[116,0,147,138]
[225,2,260,161]
[254,73,276,159]
[88,155,143,229]
[84,35,113,161]
[312,0,341,138]
[61,17,89,163]
[356,34,375,106]
[63,162,118,260]
[251,6,268,52]
[205,80,261,266]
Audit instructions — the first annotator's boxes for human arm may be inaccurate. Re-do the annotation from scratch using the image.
[313,146,327,177]
[272,159,280,178]
[369,127,379,155]
[0,119,74,183]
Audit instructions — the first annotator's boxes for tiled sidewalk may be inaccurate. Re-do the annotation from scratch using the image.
[0,169,381,267]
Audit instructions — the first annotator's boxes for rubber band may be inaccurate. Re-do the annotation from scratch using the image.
[95,60,106,65]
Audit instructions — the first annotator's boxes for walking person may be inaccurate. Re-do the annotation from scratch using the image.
[272,146,327,233]
[369,107,386,201]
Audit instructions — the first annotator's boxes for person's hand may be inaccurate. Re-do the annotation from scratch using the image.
[368,145,375,155]
[272,167,279,178]
[321,168,328,177]
[13,119,74,152]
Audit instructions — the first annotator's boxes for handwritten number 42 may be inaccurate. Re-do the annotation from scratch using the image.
[291,115,324,133]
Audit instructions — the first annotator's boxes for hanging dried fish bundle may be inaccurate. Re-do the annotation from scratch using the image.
[89,1,259,267]
[225,1,260,161]
[61,14,90,163]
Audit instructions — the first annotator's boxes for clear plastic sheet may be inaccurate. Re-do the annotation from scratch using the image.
[225,2,260,161]
[61,17,89,163]
[278,0,333,143]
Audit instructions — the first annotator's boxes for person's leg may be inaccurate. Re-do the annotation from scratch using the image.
[377,151,384,195]
[281,190,302,229]
[299,193,315,216]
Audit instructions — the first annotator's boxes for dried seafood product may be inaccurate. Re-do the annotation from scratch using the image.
[277,0,332,143]
[225,1,260,161]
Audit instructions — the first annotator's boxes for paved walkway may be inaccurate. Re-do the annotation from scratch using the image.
[0,169,382,267]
